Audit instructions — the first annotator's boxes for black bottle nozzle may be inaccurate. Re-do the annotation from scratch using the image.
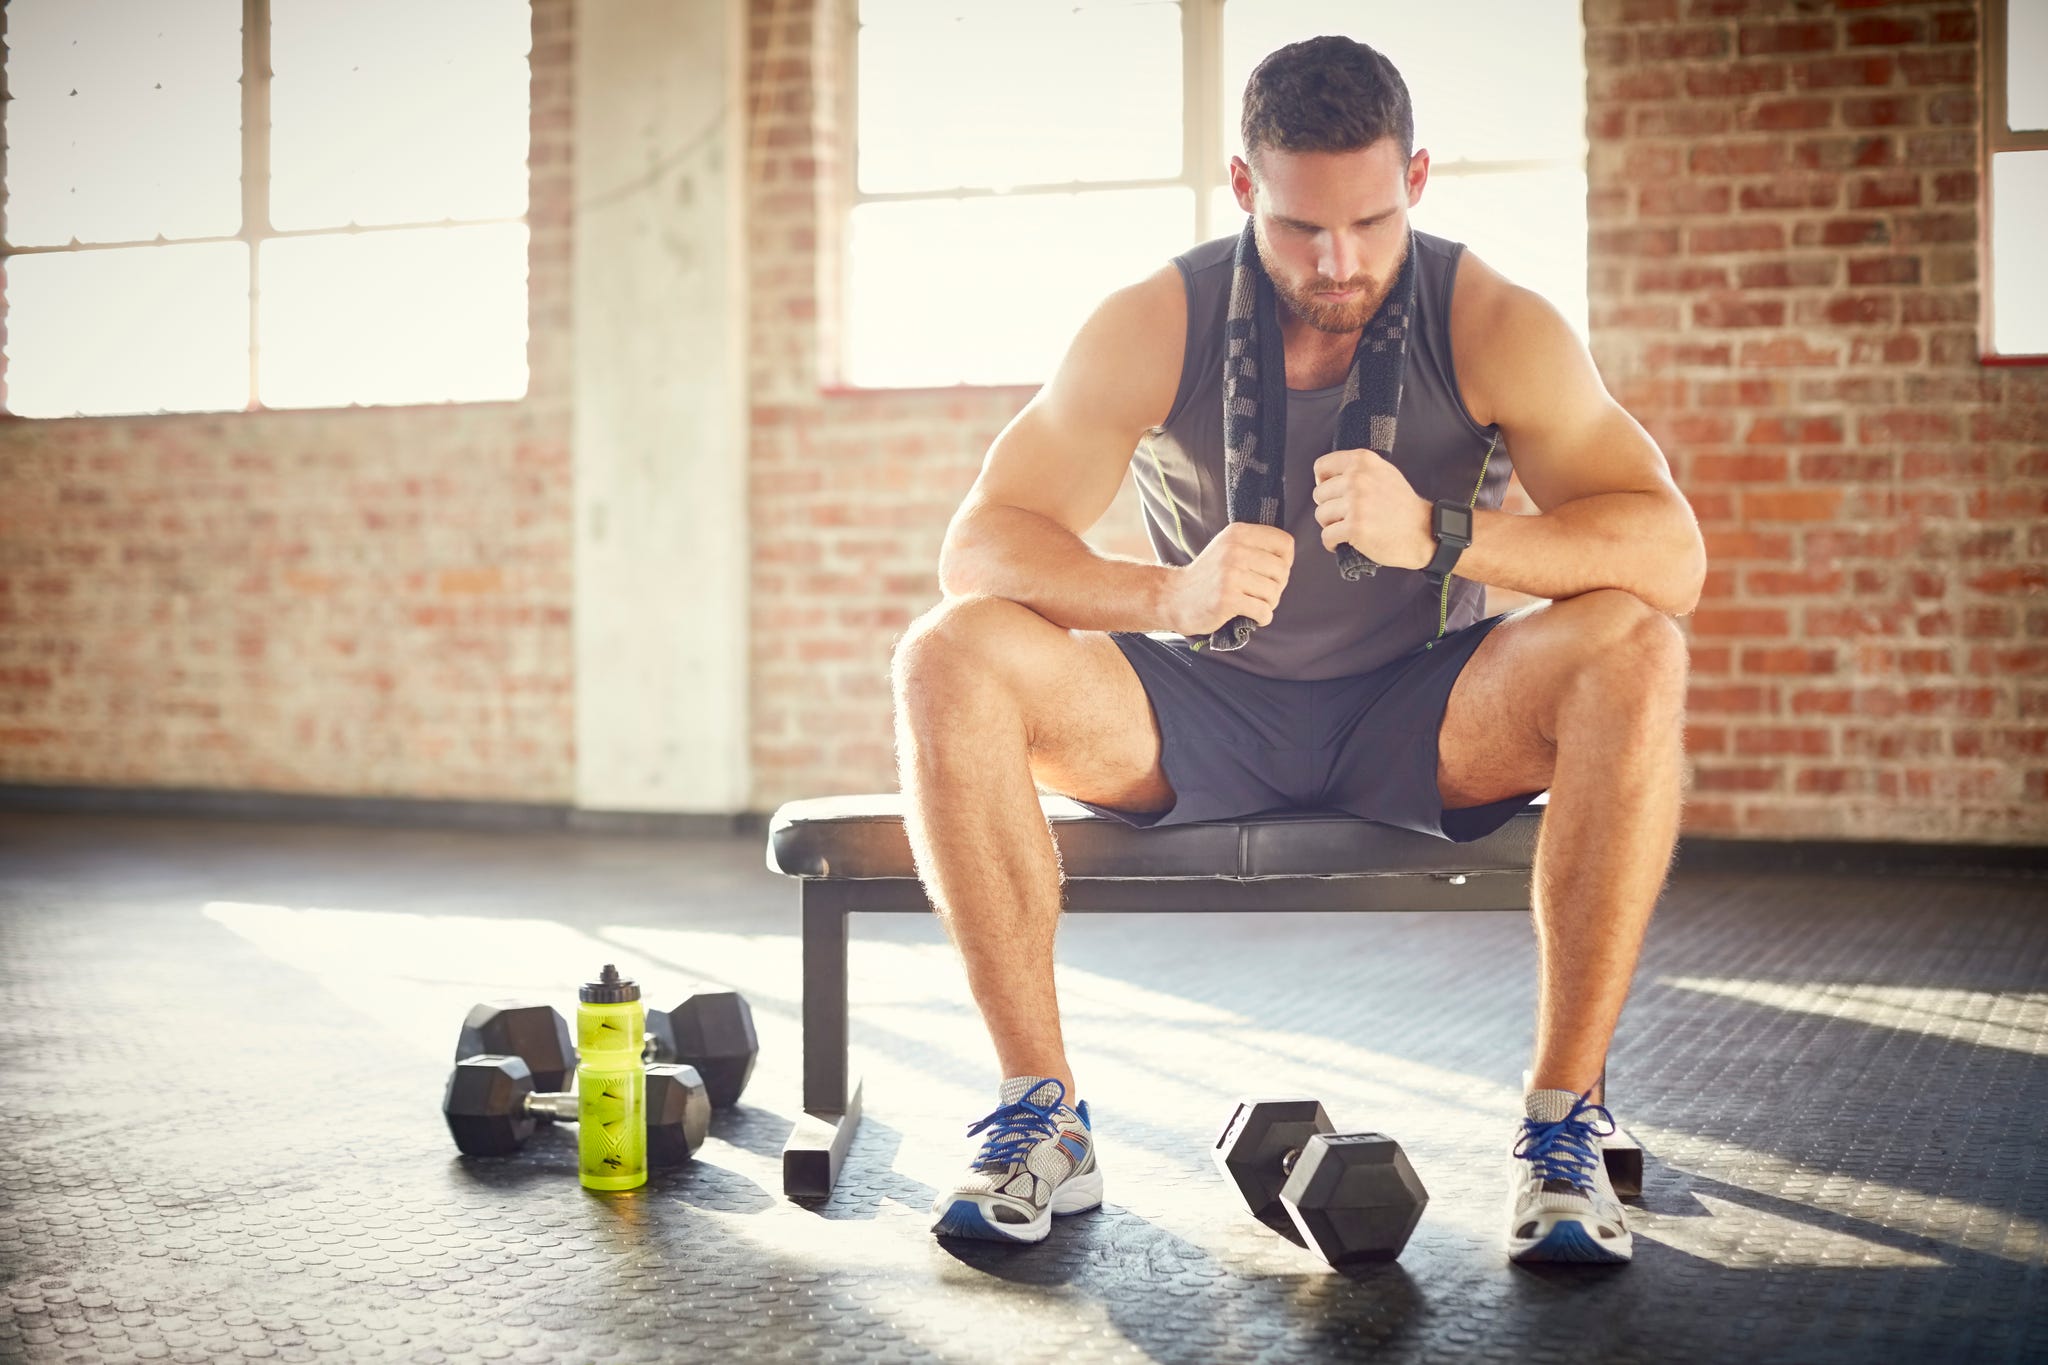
[579,962,641,1004]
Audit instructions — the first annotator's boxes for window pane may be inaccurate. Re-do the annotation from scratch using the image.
[1220,1,1584,168]
[847,188,1194,387]
[2,0,242,247]
[2010,0,2048,133]
[2,242,249,418]
[1210,184,1245,239]
[1991,151,2048,355]
[258,223,529,408]
[861,0,1171,20]
[270,0,532,231]
[858,4,1180,193]
[1411,166,1590,342]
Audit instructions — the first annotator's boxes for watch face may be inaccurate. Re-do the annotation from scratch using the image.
[1439,506,1471,539]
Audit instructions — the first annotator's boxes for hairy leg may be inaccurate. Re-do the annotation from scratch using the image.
[1435,591,1691,1102]
[891,598,1178,1106]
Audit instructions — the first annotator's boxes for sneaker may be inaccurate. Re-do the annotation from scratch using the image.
[1505,1086,1633,1264]
[928,1077,1103,1243]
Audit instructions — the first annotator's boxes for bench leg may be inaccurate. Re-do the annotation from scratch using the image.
[783,1076,864,1200]
[782,892,863,1200]
[1597,1064,1644,1200]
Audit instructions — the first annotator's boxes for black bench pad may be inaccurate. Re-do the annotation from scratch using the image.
[766,792,1548,883]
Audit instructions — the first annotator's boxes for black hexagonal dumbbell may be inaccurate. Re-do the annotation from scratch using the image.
[1214,1096,1429,1266]
[455,1002,577,1123]
[442,1055,712,1166]
[642,992,758,1109]
[458,992,758,1110]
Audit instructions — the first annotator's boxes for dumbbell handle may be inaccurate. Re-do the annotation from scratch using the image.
[525,1092,581,1123]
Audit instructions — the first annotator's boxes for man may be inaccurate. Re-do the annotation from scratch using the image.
[890,35,1705,1264]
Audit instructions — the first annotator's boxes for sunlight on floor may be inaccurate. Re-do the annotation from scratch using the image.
[1662,978,2048,1058]
[200,901,2037,1271]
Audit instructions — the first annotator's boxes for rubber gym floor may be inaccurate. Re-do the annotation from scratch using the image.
[2,810,2044,1365]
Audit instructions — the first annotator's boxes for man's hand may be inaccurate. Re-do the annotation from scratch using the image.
[1162,522,1294,638]
[1311,447,1435,572]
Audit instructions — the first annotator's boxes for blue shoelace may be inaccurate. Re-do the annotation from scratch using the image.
[1511,1087,1618,1191]
[964,1080,1067,1170]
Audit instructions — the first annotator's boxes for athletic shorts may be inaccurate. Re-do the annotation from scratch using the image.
[1067,611,1545,844]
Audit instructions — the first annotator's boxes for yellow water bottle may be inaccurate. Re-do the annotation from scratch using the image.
[574,963,647,1191]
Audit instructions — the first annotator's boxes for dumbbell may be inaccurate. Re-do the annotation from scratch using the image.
[1214,1097,1428,1266]
[456,992,758,1109]
[643,993,758,1109]
[442,1054,712,1165]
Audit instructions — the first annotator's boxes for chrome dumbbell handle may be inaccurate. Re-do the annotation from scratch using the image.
[524,1091,581,1123]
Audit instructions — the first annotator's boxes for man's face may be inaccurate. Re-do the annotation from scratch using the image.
[1229,139,1427,335]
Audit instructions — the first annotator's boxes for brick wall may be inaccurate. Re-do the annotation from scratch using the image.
[0,0,578,800]
[1584,0,2045,843]
[4,0,2040,845]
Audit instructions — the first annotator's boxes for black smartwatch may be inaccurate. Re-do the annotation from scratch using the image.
[1424,499,1472,586]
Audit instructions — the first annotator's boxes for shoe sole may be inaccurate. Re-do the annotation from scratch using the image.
[930,1169,1104,1244]
[1508,1217,1633,1264]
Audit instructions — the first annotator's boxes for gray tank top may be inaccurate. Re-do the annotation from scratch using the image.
[1131,228,1509,681]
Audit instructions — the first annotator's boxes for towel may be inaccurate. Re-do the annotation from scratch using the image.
[1196,214,1421,653]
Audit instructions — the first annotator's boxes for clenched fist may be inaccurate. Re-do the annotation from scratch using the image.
[1312,447,1434,572]
[1162,522,1296,638]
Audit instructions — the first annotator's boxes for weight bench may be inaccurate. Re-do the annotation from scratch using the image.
[762,790,1643,1201]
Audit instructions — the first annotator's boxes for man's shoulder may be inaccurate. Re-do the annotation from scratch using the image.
[1177,232,1238,278]
[1441,239,1518,432]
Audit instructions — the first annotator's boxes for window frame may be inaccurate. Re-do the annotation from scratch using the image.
[1979,0,2047,366]
[0,0,535,420]
[833,0,1585,393]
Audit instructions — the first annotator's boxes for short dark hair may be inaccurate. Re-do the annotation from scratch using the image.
[1241,35,1414,176]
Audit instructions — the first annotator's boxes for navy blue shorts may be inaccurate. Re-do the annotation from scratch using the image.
[1068,611,1545,844]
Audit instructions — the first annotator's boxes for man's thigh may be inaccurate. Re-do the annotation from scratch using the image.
[1436,590,1685,809]
[895,595,1177,814]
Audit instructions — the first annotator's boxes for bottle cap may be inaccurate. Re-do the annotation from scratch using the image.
[578,962,641,1004]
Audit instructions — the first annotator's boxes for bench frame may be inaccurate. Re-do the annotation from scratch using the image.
[778,863,1648,1200]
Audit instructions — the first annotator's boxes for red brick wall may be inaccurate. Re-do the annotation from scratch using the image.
[1585,0,2045,843]
[0,0,578,800]
[5,0,2040,845]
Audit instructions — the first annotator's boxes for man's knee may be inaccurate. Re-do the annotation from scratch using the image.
[1566,590,1689,713]
[891,594,1039,706]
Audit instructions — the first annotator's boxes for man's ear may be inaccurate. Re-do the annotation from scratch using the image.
[1229,157,1255,214]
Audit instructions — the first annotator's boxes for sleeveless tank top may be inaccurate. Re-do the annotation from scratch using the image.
[1130,228,1510,682]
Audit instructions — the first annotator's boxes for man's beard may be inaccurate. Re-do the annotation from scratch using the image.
[1258,225,1408,335]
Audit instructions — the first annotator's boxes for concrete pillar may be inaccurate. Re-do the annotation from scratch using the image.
[572,0,748,814]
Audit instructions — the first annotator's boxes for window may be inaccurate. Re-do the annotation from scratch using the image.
[842,0,1587,390]
[2,0,533,420]
[1983,0,2047,362]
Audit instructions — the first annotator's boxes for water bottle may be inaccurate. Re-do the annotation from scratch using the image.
[574,963,646,1191]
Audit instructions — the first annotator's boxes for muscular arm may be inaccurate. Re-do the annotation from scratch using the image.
[937,264,1187,631]
[1450,271,1707,616]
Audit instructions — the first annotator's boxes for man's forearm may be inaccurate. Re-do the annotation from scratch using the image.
[939,505,1178,634]
[1421,491,1707,616]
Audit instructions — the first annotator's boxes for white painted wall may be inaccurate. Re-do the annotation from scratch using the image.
[572,0,748,813]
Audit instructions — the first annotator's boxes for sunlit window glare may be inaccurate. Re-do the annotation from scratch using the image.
[849,0,1589,389]
[259,222,531,410]
[0,0,532,418]
[1989,152,2048,357]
